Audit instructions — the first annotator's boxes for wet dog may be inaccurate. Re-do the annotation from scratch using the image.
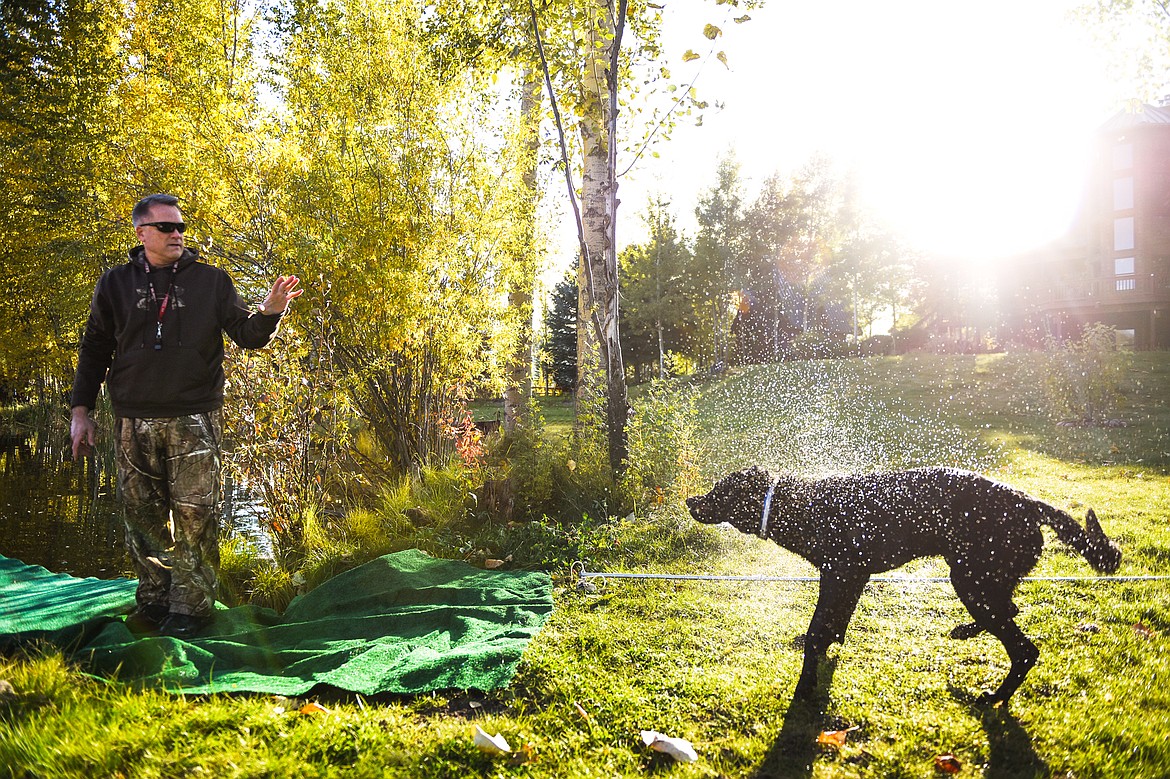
[686,466,1122,703]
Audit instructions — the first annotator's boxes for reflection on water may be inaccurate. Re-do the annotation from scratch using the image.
[0,427,271,580]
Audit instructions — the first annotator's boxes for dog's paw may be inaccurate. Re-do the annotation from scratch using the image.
[949,622,984,640]
[976,691,1008,708]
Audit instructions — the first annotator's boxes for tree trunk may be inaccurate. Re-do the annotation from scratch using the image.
[528,0,628,474]
[504,67,542,434]
[656,320,666,379]
[575,0,629,473]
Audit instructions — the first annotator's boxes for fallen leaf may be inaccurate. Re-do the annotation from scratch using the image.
[508,742,538,765]
[484,559,505,569]
[934,754,962,774]
[574,702,591,721]
[474,724,512,755]
[0,679,15,700]
[1134,623,1157,638]
[817,725,858,749]
[817,729,850,749]
[299,702,331,715]
[703,23,722,40]
[566,459,576,472]
[640,730,698,763]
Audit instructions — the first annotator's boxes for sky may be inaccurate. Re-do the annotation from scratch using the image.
[602,0,1142,269]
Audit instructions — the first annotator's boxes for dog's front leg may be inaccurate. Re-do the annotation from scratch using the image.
[794,571,869,699]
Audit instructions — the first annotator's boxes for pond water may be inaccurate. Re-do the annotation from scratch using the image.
[0,426,270,580]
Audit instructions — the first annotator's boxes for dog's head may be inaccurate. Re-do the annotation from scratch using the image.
[686,466,774,533]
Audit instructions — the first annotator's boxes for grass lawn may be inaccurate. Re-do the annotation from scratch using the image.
[3,353,1168,778]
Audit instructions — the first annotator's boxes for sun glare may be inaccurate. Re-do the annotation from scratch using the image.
[623,0,1119,266]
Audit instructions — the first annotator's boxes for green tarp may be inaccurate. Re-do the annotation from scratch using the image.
[0,549,553,695]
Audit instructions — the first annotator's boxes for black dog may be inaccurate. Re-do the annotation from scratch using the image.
[686,466,1122,703]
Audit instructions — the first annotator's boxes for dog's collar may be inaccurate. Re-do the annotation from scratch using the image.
[759,476,779,538]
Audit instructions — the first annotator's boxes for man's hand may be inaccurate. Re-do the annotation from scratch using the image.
[260,275,303,315]
[71,407,96,460]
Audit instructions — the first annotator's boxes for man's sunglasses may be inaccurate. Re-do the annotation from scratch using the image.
[139,221,187,234]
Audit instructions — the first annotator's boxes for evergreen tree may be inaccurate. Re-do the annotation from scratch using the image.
[619,197,693,379]
[690,154,746,368]
[543,274,578,392]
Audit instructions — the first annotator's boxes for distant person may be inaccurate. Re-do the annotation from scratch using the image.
[69,193,302,638]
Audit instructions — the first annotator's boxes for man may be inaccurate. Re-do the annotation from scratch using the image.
[70,193,302,638]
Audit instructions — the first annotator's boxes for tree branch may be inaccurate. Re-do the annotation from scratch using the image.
[528,0,591,273]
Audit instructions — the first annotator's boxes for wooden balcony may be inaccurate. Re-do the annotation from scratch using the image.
[1039,271,1170,311]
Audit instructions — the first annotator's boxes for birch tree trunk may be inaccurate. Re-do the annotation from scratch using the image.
[575,0,629,473]
[504,67,542,433]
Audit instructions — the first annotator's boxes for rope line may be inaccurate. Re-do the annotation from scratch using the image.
[570,563,1170,586]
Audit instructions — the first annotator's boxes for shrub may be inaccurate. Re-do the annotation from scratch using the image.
[488,397,561,521]
[621,380,704,512]
[1038,323,1133,425]
[791,328,846,359]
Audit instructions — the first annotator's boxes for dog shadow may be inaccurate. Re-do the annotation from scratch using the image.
[949,686,1050,779]
[753,674,1047,779]
[752,658,838,779]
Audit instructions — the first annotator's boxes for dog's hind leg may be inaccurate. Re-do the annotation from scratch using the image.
[950,601,1018,640]
[794,571,868,699]
[951,573,1038,704]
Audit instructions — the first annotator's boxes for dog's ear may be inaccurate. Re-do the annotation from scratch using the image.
[1086,508,1102,534]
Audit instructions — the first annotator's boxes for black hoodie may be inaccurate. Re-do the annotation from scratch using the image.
[70,246,284,418]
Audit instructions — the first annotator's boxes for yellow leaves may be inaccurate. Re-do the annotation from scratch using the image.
[703,24,722,40]
[299,701,331,715]
[715,51,728,69]
[682,50,701,63]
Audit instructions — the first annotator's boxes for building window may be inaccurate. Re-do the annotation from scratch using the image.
[1114,217,1135,250]
[1114,177,1134,210]
[1114,142,1133,170]
[1116,278,1136,291]
[1115,256,1135,275]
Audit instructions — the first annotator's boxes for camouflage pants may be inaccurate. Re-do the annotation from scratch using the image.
[115,412,222,617]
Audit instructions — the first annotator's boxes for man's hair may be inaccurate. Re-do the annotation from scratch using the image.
[132,193,181,225]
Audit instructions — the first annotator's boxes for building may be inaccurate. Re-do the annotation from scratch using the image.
[1026,101,1170,350]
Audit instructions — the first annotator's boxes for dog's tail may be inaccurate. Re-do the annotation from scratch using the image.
[1043,507,1122,574]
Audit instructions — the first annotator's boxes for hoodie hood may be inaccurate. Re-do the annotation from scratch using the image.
[128,244,200,272]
